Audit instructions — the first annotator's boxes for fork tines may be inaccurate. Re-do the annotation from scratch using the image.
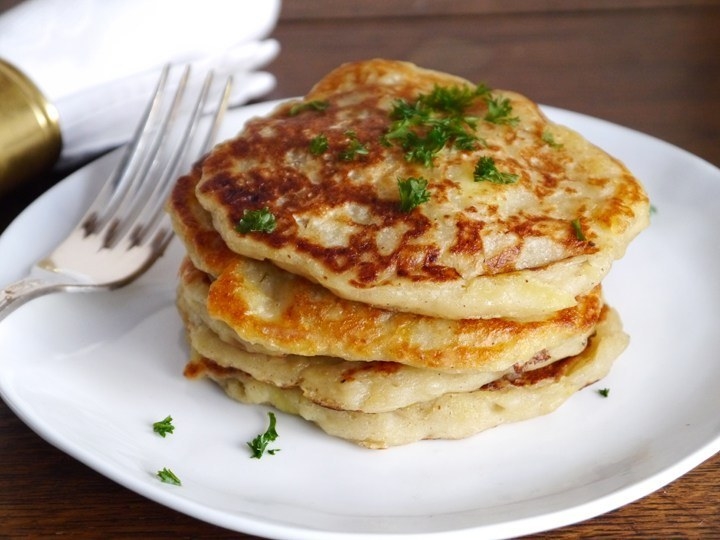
[80,65,232,250]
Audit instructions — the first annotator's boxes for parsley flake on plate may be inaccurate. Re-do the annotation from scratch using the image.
[156,467,181,486]
[247,412,280,459]
[152,415,174,438]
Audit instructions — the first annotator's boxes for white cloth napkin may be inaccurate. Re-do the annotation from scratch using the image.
[0,0,281,164]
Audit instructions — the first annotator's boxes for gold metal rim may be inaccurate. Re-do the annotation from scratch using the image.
[0,59,62,193]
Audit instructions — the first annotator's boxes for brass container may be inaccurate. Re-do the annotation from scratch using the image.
[0,59,62,193]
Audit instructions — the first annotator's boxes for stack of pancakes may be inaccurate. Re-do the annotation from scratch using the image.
[167,59,650,448]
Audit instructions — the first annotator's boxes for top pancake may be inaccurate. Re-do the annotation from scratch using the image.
[195,59,650,319]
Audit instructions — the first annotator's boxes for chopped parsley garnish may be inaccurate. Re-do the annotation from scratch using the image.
[383,84,487,167]
[247,412,280,459]
[309,133,329,155]
[236,207,276,234]
[152,416,175,438]
[419,83,491,115]
[289,99,329,116]
[398,176,431,212]
[483,94,519,125]
[541,130,563,148]
[571,218,587,241]
[473,156,519,184]
[598,388,610,398]
[382,83,518,167]
[156,467,181,486]
[339,130,369,161]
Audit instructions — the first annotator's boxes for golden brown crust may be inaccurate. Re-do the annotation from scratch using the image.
[167,165,238,276]
[176,254,601,373]
[205,258,603,371]
[183,305,628,448]
[194,59,650,319]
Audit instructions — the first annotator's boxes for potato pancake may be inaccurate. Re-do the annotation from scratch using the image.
[167,59,646,448]
[195,59,650,319]
[184,306,627,448]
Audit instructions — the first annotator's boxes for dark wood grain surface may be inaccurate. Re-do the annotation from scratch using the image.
[1,2,719,538]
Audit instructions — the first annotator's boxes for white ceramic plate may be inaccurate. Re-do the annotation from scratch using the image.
[1,102,719,540]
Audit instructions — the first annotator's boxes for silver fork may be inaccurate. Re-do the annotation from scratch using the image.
[0,65,232,323]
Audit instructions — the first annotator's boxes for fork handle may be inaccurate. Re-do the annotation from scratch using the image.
[0,277,66,324]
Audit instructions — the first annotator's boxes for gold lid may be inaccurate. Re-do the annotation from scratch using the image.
[0,59,62,193]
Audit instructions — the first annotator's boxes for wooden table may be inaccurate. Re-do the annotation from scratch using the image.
[1,2,719,537]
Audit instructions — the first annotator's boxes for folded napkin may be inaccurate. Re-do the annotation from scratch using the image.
[0,0,281,164]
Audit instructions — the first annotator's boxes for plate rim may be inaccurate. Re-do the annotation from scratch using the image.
[1,100,719,540]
